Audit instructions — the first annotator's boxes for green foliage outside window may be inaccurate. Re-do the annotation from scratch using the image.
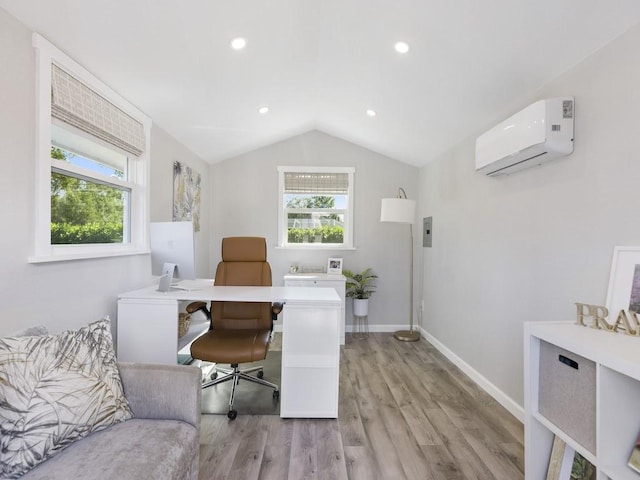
[51,222,123,244]
[287,225,343,244]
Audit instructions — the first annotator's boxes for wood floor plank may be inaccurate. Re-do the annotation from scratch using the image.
[440,438,498,480]
[198,415,248,479]
[287,420,318,479]
[484,404,525,445]
[337,359,369,447]
[498,441,525,474]
[315,420,349,480]
[377,404,435,480]
[257,416,293,479]
[343,347,408,479]
[420,444,467,480]
[377,341,439,411]
[197,333,524,480]
[226,416,268,480]
[343,446,382,480]
[199,413,226,445]
[463,428,524,479]
[400,403,443,447]
[422,407,467,443]
[438,399,518,449]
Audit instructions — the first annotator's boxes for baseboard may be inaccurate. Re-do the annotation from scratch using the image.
[420,327,524,423]
[345,324,404,333]
[274,324,402,333]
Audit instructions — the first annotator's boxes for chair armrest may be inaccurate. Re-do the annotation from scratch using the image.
[118,362,201,430]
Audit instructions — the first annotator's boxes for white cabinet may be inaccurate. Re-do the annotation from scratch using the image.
[280,300,340,418]
[525,321,640,480]
[284,273,346,345]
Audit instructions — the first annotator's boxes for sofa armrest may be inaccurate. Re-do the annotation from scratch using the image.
[118,362,201,430]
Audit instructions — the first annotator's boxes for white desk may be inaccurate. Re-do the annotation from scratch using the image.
[117,283,341,418]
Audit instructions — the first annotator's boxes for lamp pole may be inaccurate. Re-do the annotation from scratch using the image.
[380,187,419,342]
[393,219,419,342]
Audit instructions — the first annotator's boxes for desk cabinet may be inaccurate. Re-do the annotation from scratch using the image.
[117,297,181,365]
[525,321,640,479]
[284,274,346,345]
[280,301,340,418]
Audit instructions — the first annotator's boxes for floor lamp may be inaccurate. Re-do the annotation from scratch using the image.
[380,188,419,342]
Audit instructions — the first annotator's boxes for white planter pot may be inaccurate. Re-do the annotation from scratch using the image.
[353,298,369,317]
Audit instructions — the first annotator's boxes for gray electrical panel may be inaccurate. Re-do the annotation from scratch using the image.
[423,217,432,247]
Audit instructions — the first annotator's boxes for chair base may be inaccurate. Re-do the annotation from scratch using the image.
[189,360,232,381]
[202,363,279,419]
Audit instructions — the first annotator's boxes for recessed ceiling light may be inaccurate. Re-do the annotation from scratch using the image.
[230,37,247,50]
[394,41,410,54]
[258,106,269,115]
[366,109,377,117]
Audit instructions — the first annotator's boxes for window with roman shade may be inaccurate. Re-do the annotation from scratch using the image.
[278,166,355,249]
[30,33,151,263]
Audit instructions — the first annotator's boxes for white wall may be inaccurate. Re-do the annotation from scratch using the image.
[211,130,419,329]
[0,8,210,336]
[418,21,640,414]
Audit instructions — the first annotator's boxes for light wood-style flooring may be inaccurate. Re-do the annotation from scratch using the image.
[198,333,524,480]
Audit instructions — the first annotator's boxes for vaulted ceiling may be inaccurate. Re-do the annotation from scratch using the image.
[3,1,640,166]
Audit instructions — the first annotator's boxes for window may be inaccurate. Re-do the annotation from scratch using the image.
[30,34,151,262]
[277,166,355,249]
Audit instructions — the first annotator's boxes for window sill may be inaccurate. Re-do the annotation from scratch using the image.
[28,248,149,264]
[274,245,357,251]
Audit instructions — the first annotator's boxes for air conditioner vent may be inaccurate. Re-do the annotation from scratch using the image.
[475,97,574,176]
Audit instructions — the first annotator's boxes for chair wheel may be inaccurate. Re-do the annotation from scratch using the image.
[228,410,237,420]
[273,390,280,400]
[257,370,264,379]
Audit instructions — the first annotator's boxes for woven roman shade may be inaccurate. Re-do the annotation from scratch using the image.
[284,172,349,194]
[51,64,145,156]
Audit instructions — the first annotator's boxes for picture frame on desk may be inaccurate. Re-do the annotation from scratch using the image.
[327,257,343,274]
[606,246,640,316]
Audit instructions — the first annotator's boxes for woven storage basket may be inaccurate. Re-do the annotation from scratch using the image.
[178,313,191,338]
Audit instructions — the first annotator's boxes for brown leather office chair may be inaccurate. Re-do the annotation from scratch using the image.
[186,237,282,420]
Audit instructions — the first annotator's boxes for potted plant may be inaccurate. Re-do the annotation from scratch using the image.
[343,268,378,316]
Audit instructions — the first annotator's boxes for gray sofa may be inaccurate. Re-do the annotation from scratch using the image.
[19,362,201,480]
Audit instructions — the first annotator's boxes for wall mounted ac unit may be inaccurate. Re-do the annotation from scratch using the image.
[475,97,574,177]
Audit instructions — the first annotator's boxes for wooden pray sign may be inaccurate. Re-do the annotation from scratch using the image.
[575,302,640,336]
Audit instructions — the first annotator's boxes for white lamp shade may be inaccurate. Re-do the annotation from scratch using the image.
[380,198,416,224]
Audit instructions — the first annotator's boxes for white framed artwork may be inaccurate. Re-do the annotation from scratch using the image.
[327,258,343,274]
[605,246,640,317]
